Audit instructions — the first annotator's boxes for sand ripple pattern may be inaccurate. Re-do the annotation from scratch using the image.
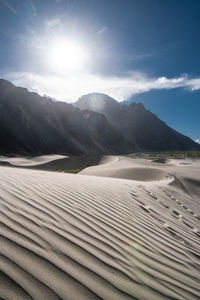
[0,167,200,299]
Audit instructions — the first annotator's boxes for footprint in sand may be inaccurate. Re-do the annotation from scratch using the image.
[139,205,150,213]
[159,201,169,209]
[133,197,146,206]
[175,200,182,205]
[146,191,158,200]
[130,191,138,198]
[193,213,200,219]
[180,203,188,210]
[186,208,194,215]
[174,201,196,217]
[193,228,200,237]
[181,218,194,229]
[163,223,184,241]
[161,189,177,201]
[171,209,181,219]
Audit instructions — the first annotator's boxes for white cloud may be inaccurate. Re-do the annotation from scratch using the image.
[4,71,200,103]
[186,78,200,91]
[195,139,200,144]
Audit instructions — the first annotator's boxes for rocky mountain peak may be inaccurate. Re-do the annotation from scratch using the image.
[74,93,120,114]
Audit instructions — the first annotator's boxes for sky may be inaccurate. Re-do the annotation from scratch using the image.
[0,0,199,141]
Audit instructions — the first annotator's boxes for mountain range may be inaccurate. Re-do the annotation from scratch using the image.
[75,93,199,152]
[0,79,199,155]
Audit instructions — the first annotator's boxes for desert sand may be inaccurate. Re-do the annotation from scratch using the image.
[0,154,200,299]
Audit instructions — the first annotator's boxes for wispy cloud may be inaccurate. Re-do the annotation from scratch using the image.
[128,53,153,62]
[29,0,37,17]
[195,139,200,144]
[97,27,107,35]
[45,18,61,30]
[3,71,200,103]
[1,0,17,14]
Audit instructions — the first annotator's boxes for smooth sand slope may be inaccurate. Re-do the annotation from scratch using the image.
[0,154,101,171]
[0,154,67,167]
[0,155,200,299]
[79,156,172,181]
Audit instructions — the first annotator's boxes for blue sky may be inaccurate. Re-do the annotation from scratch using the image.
[0,0,199,141]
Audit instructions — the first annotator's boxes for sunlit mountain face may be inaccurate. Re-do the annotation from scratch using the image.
[0,0,200,141]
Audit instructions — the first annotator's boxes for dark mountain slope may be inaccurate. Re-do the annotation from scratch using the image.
[0,80,129,155]
[74,93,200,151]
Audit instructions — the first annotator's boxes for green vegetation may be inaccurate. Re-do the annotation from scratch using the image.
[57,162,97,174]
[133,151,200,158]
[57,168,83,174]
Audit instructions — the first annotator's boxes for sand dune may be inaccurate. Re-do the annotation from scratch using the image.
[0,154,101,172]
[0,154,67,167]
[0,155,200,299]
[80,156,172,182]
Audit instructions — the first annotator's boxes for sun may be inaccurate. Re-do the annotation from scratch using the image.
[47,39,88,73]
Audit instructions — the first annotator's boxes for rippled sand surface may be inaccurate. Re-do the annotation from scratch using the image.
[0,155,200,299]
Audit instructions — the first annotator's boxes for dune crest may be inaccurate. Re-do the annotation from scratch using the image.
[0,155,102,172]
[0,154,67,167]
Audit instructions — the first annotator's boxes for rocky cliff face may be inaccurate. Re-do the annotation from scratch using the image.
[0,80,130,155]
[75,93,200,152]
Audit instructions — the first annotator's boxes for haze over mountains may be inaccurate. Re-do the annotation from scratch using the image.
[75,93,200,152]
[0,79,199,156]
[0,79,127,155]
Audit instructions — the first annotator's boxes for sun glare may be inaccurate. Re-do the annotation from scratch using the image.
[47,39,88,73]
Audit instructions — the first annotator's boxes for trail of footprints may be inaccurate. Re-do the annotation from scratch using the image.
[130,186,200,241]
[130,186,200,273]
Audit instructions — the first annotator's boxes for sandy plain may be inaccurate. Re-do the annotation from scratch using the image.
[0,154,200,299]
